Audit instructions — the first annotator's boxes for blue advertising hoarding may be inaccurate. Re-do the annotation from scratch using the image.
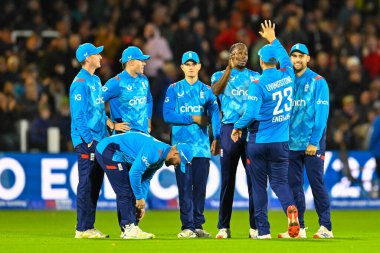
[0,151,379,210]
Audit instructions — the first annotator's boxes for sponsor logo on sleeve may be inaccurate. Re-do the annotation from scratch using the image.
[141,156,150,167]
[74,94,82,101]
[317,99,329,105]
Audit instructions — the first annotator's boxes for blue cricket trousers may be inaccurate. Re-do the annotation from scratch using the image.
[218,124,255,229]
[246,137,295,235]
[289,150,332,230]
[95,143,137,230]
[175,157,210,231]
[75,140,104,231]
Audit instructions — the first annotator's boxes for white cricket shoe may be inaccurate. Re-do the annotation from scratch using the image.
[254,234,272,239]
[122,224,155,239]
[215,228,231,239]
[278,228,307,238]
[177,229,198,238]
[75,228,109,239]
[195,229,212,238]
[313,225,334,239]
[249,228,258,238]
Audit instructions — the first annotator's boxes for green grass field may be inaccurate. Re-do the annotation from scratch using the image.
[0,210,379,253]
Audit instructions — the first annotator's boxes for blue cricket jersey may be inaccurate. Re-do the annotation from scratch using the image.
[96,131,171,200]
[163,79,221,158]
[234,39,295,143]
[70,68,108,148]
[289,68,330,151]
[103,70,153,133]
[211,68,260,124]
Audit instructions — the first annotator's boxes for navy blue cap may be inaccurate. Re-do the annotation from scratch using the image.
[76,43,104,62]
[182,51,200,64]
[290,43,309,55]
[121,46,150,63]
[258,44,277,63]
[176,143,193,173]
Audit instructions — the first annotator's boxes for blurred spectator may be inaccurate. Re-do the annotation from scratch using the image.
[18,76,40,121]
[3,55,23,85]
[172,16,197,65]
[22,34,43,65]
[0,28,13,55]
[28,104,52,151]
[143,23,173,78]
[94,24,121,61]
[214,11,256,52]
[363,35,380,80]
[338,0,357,27]
[150,61,179,143]
[305,19,332,56]
[0,92,19,151]
[279,14,308,51]
[52,96,72,151]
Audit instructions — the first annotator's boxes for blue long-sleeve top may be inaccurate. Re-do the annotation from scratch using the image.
[163,79,221,158]
[103,70,153,133]
[69,68,108,147]
[96,131,171,200]
[289,68,330,151]
[234,39,295,143]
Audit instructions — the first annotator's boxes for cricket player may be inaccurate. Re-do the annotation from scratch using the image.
[211,42,260,239]
[231,20,299,239]
[278,43,333,239]
[163,51,221,238]
[103,46,152,134]
[95,131,193,239]
[70,43,128,239]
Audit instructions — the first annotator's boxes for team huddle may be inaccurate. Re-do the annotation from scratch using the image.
[70,21,333,240]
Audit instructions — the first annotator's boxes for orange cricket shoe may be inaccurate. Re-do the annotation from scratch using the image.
[287,205,300,238]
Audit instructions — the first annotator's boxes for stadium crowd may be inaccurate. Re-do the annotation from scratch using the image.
[0,0,379,152]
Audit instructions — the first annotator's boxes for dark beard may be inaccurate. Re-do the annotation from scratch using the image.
[294,66,306,73]
[236,63,246,70]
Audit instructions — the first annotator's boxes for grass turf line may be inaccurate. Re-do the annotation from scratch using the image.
[0,210,379,253]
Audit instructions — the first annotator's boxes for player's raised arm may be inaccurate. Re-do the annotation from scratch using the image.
[211,57,235,96]
[259,20,294,78]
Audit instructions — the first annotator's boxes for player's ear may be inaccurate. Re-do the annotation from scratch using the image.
[306,55,311,63]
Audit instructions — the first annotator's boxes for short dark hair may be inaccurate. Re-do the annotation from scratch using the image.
[262,59,277,67]
[229,43,246,54]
